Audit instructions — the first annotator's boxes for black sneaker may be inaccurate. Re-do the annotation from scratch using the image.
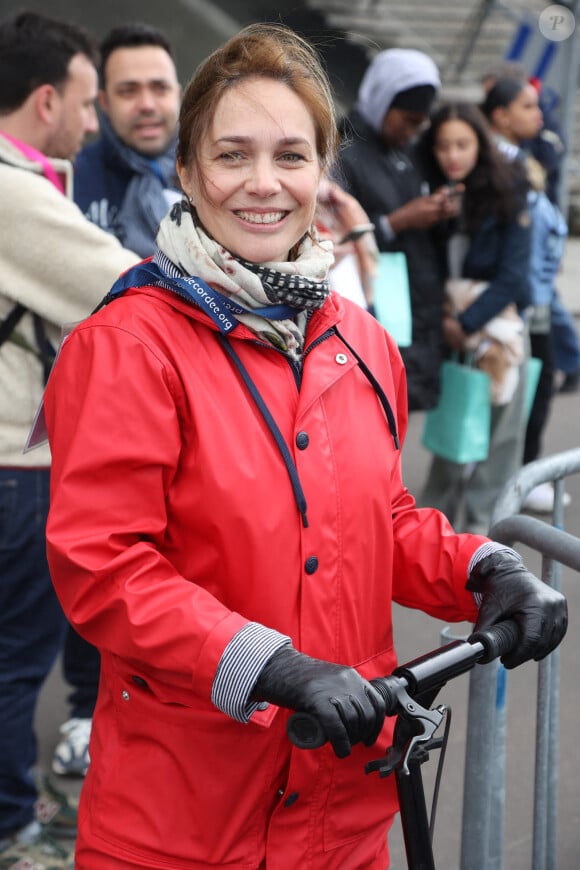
[559,371,580,393]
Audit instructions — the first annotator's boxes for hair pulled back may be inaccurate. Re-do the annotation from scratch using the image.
[481,76,526,119]
[177,23,338,173]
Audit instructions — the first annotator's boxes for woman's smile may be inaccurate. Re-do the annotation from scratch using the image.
[233,209,289,226]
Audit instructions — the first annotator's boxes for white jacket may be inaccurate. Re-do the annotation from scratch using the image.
[0,134,139,466]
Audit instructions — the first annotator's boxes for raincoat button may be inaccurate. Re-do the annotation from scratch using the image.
[257,701,269,711]
[335,353,348,365]
[121,690,130,701]
[296,431,309,450]
[304,556,318,574]
[284,792,299,807]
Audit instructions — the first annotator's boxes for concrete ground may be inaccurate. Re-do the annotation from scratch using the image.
[35,235,580,868]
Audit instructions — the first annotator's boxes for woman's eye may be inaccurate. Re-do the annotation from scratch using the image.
[219,151,243,162]
[279,152,305,163]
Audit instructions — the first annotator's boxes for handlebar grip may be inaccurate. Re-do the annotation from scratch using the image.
[286,712,326,749]
[369,675,400,716]
[286,676,400,749]
[469,619,520,664]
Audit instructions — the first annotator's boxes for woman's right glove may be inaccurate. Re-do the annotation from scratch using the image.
[252,645,386,758]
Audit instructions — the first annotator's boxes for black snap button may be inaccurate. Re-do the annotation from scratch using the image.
[131,676,148,688]
[284,792,299,807]
[304,556,318,574]
[296,431,309,450]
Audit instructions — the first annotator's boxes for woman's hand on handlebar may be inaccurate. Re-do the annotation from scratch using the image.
[467,549,568,668]
[251,645,386,757]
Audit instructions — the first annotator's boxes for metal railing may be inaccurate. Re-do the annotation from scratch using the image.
[460,448,580,870]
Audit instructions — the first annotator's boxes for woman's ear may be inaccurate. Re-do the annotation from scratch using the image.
[176,160,193,202]
[491,106,510,133]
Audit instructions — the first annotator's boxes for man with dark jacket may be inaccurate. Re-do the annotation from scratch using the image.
[74,23,182,257]
[338,48,460,411]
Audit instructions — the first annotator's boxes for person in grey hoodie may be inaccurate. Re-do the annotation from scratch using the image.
[338,48,460,411]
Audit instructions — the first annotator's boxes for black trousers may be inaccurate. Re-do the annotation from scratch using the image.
[62,625,100,719]
[524,331,554,465]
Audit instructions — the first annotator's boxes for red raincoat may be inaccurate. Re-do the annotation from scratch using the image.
[45,284,483,869]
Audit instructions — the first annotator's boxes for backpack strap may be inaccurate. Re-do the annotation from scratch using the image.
[32,314,56,385]
[0,302,26,348]
[0,303,56,383]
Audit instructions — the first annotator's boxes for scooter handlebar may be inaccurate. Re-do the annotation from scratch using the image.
[286,620,519,749]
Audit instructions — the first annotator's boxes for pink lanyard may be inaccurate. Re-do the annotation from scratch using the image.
[0,132,65,194]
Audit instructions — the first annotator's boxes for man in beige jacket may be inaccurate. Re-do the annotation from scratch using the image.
[0,12,139,869]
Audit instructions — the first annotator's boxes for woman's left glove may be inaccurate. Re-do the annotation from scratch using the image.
[467,549,568,669]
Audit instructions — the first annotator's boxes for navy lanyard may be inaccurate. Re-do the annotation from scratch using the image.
[103,253,296,333]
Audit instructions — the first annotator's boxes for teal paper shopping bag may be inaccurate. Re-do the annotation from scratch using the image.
[524,357,543,422]
[373,252,412,347]
[422,359,491,464]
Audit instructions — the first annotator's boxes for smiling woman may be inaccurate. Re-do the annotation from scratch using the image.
[42,21,568,870]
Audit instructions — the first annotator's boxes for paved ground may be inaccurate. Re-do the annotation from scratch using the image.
[35,236,580,868]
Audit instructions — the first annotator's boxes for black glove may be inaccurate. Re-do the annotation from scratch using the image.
[252,645,385,758]
[467,549,568,669]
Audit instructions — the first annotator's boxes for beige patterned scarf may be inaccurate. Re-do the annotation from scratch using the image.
[156,201,334,360]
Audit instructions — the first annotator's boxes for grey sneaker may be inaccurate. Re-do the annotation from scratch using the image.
[51,717,91,777]
[0,825,74,869]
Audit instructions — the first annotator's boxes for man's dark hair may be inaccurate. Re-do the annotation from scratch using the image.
[99,23,174,87]
[0,12,98,114]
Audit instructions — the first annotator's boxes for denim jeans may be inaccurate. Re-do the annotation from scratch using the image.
[0,468,67,837]
[551,292,580,375]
